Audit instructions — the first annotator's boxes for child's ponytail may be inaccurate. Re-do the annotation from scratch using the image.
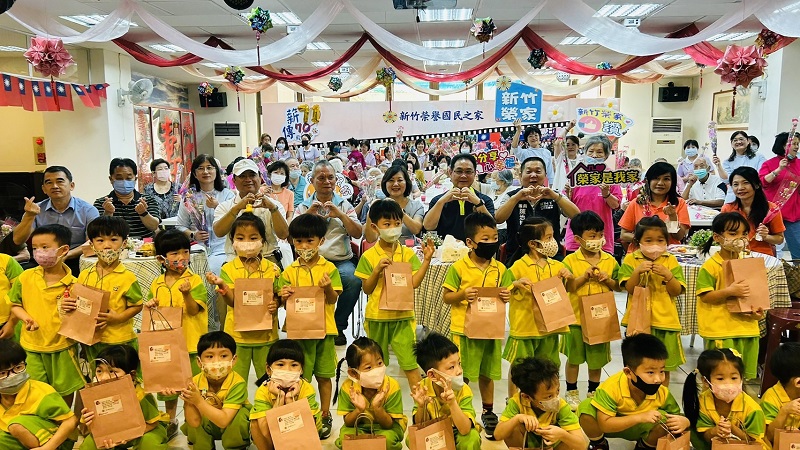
[332,357,347,405]
[681,370,702,428]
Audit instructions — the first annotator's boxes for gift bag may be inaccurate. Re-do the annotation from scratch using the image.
[58,284,109,345]
[407,415,456,450]
[234,278,274,332]
[379,262,414,311]
[710,437,762,450]
[142,307,183,331]
[530,277,576,333]
[508,430,540,450]
[79,374,146,448]
[265,397,323,450]
[774,428,800,450]
[463,287,505,340]
[626,286,651,337]
[656,431,690,450]
[723,257,770,313]
[286,286,326,339]
[580,290,622,345]
[342,414,387,450]
[138,327,193,393]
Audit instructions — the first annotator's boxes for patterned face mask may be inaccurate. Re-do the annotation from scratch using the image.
[534,238,559,258]
[232,240,262,258]
[93,247,124,265]
[201,360,232,381]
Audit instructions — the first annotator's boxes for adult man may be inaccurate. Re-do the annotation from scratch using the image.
[93,158,160,239]
[286,157,307,208]
[682,157,726,209]
[294,161,363,346]
[423,153,495,242]
[511,119,554,183]
[12,166,99,275]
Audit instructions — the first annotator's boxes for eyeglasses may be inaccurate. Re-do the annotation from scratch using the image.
[453,169,475,176]
[0,362,26,380]
[196,166,216,172]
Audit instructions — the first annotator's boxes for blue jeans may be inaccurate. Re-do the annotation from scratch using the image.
[332,259,362,333]
[784,220,800,259]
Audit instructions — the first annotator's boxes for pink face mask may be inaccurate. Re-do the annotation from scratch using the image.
[706,377,742,403]
[639,244,666,260]
[33,247,64,268]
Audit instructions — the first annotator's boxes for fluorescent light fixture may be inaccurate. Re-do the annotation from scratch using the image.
[239,11,300,25]
[707,32,759,41]
[559,36,597,45]
[60,14,138,27]
[0,45,26,52]
[200,62,229,68]
[529,69,556,75]
[312,62,352,68]
[595,4,662,17]
[148,44,186,53]
[244,75,268,80]
[418,8,473,22]
[422,39,466,48]
[627,68,650,74]
[306,42,331,50]
[655,54,692,61]
[423,60,461,66]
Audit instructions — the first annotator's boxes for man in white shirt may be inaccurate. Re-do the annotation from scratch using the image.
[682,157,726,209]
[511,118,554,184]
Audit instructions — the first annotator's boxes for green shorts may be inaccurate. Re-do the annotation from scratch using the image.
[651,328,685,371]
[366,319,419,371]
[577,398,660,442]
[80,422,168,450]
[0,415,75,450]
[452,334,502,381]
[158,353,200,402]
[704,336,759,380]
[561,325,611,370]
[233,343,272,384]
[503,335,560,367]
[298,336,337,379]
[26,346,85,396]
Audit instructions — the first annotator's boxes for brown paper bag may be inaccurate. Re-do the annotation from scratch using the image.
[710,437,763,450]
[234,278,274,332]
[508,430,541,450]
[286,286,326,339]
[58,284,109,345]
[580,291,622,345]
[379,262,415,311]
[265,397,323,450]
[141,307,183,331]
[138,327,193,393]
[656,432,690,450]
[774,428,800,450]
[407,416,457,450]
[342,414,387,450]
[723,258,771,313]
[79,374,146,448]
[530,277,576,333]
[463,287,506,340]
[626,286,651,337]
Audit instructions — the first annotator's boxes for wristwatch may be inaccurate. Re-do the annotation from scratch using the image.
[474,199,485,208]
[189,231,195,240]
[138,211,148,217]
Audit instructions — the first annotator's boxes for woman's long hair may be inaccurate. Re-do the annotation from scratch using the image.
[730,166,769,227]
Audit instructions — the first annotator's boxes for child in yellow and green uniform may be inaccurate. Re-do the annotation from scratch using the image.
[757,342,800,445]
[334,337,407,450]
[0,252,23,340]
[278,213,341,440]
[206,213,281,384]
[0,339,78,450]
[78,216,143,362]
[562,211,620,410]
[355,200,433,389]
[494,357,587,450]
[250,339,322,450]
[696,212,763,380]
[80,344,168,450]
[618,216,686,385]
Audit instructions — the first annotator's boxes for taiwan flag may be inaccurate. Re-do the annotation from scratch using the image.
[93,83,108,99]
[17,78,33,111]
[85,84,101,107]
[73,84,96,108]
[55,82,73,111]
[43,81,60,111]
[32,81,50,111]
[0,74,20,107]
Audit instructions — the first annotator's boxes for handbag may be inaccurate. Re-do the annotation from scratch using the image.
[407,402,456,450]
[342,414,387,450]
[79,374,146,448]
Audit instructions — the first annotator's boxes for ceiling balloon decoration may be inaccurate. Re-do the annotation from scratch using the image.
[714,45,766,115]
[224,66,245,111]
[471,17,497,57]
[328,76,343,92]
[198,81,214,107]
[527,48,548,69]
[247,7,273,66]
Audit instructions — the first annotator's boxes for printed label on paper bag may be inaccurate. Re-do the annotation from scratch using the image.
[277,411,303,433]
[294,298,316,314]
[541,287,562,305]
[242,290,264,306]
[95,395,123,416]
[390,273,408,287]
[476,297,497,313]
[590,305,610,319]
[75,296,92,315]
[425,431,447,450]
[789,443,800,450]
[148,345,172,363]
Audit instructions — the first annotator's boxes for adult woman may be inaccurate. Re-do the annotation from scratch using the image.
[405,153,425,191]
[361,139,376,167]
[297,133,320,162]
[759,132,799,257]
[713,131,766,203]
[364,165,424,243]
[722,166,785,256]
[677,139,714,192]
[345,137,366,170]
[619,162,690,249]
[413,138,428,168]
[254,133,271,153]
[267,160,294,221]
[553,135,581,194]
[563,136,621,254]
[492,169,514,245]
[143,158,180,219]
[273,137,293,160]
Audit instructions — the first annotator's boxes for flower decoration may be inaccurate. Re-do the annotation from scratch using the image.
[714,45,767,115]
[596,62,613,71]
[247,7,272,66]
[556,71,570,82]
[496,76,512,91]
[224,66,246,111]
[755,29,782,54]
[376,67,396,87]
[383,111,398,123]
[527,49,548,69]
[547,104,564,121]
[198,82,214,106]
[328,76,343,92]
[24,37,74,78]
[470,18,496,44]
[604,99,620,110]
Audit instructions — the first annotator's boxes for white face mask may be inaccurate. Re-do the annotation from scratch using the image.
[155,169,170,182]
[357,366,386,389]
[431,369,465,391]
[378,226,403,243]
[270,369,301,388]
[270,174,286,185]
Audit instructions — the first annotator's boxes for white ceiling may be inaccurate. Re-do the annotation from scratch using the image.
[0,0,761,83]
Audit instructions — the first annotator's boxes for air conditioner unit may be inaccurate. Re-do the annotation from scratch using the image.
[213,122,247,165]
[650,118,683,165]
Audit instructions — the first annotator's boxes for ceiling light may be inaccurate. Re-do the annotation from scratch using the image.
[627,68,650,74]
[239,11,300,25]
[311,62,352,68]
[200,62,229,68]
[0,45,26,52]
[707,32,759,41]
[418,8,473,22]
[559,36,597,45]
[244,75,268,80]
[529,69,556,75]
[655,54,692,61]
[306,42,331,50]
[595,4,662,17]
[148,44,186,53]
[422,39,466,48]
[423,60,461,66]
[60,14,138,27]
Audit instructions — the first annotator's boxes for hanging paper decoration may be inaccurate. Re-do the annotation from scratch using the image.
[556,71,571,82]
[198,81,214,107]
[383,111,398,123]
[697,63,706,88]
[328,76,342,92]
[755,29,783,54]
[247,7,272,66]
[496,75,512,91]
[224,66,245,111]
[596,62,613,71]
[463,78,473,101]
[376,67,397,111]
[470,18,496,57]
[527,48,548,69]
[24,36,74,109]
[714,45,767,116]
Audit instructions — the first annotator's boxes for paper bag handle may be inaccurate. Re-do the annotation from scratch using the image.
[148,307,175,331]
[354,413,375,436]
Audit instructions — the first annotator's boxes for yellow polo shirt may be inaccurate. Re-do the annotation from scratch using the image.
[7,265,76,353]
[220,257,281,345]
[78,263,143,344]
[355,244,421,322]
[508,255,569,338]
[412,377,478,430]
[337,375,408,432]
[0,379,74,433]
[591,371,681,417]
[562,250,619,322]
[278,256,342,335]
[696,253,760,339]
[500,393,581,432]
[696,389,766,449]
[442,255,514,335]
[250,379,321,428]
[618,251,685,331]
[148,269,208,353]
[761,382,800,429]
[192,370,250,410]
[0,254,24,324]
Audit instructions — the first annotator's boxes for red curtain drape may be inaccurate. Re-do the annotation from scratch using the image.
[677,24,796,66]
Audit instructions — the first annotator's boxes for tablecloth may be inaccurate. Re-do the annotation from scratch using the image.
[414,259,453,337]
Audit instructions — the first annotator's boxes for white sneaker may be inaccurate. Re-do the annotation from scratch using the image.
[565,389,581,411]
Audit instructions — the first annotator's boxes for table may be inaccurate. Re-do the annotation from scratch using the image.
[688,205,719,227]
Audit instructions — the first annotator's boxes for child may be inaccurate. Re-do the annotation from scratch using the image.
[76,216,143,362]
[578,333,689,450]
[250,339,322,450]
[333,337,407,450]
[8,224,84,406]
[562,211,620,410]
[494,357,588,450]
[506,217,572,395]
[682,348,767,450]
[206,213,281,384]
[278,213,342,440]
[0,250,23,339]
[696,212,763,380]
[80,344,168,450]
[618,216,686,385]
[146,229,208,437]
[0,339,78,450]
[180,331,251,450]
[441,212,513,439]
[761,342,800,444]
[411,332,481,450]
[355,200,433,388]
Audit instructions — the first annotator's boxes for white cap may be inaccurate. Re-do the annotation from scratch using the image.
[232,159,259,176]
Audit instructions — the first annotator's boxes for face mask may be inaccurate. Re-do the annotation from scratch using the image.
[693,169,708,179]
[155,169,170,182]
[301,140,309,147]
[270,174,286,185]
[94,247,123,265]
[439,164,447,171]
[375,190,387,200]
[708,379,742,403]
[580,237,606,253]
[232,240,263,258]
[378,226,403,243]
[0,370,29,395]
[488,181,499,191]
[357,366,386,389]
[630,372,662,396]
[270,369,301,389]
[788,153,797,161]
[684,147,699,157]
[460,148,471,154]
[33,247,63,268]
[163,258,189,273]
[639,244,666,260]
[297,247,318,262]
[538,396,562,413]
[113,179,135,195]
[277,143,286,150]
[584,156,605,165]
[472,241,500,260]
[721,237,747,253]
[534,238,559,258]
[202,360,232,381]
[432,369,465,391]
[289,169,302,180]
